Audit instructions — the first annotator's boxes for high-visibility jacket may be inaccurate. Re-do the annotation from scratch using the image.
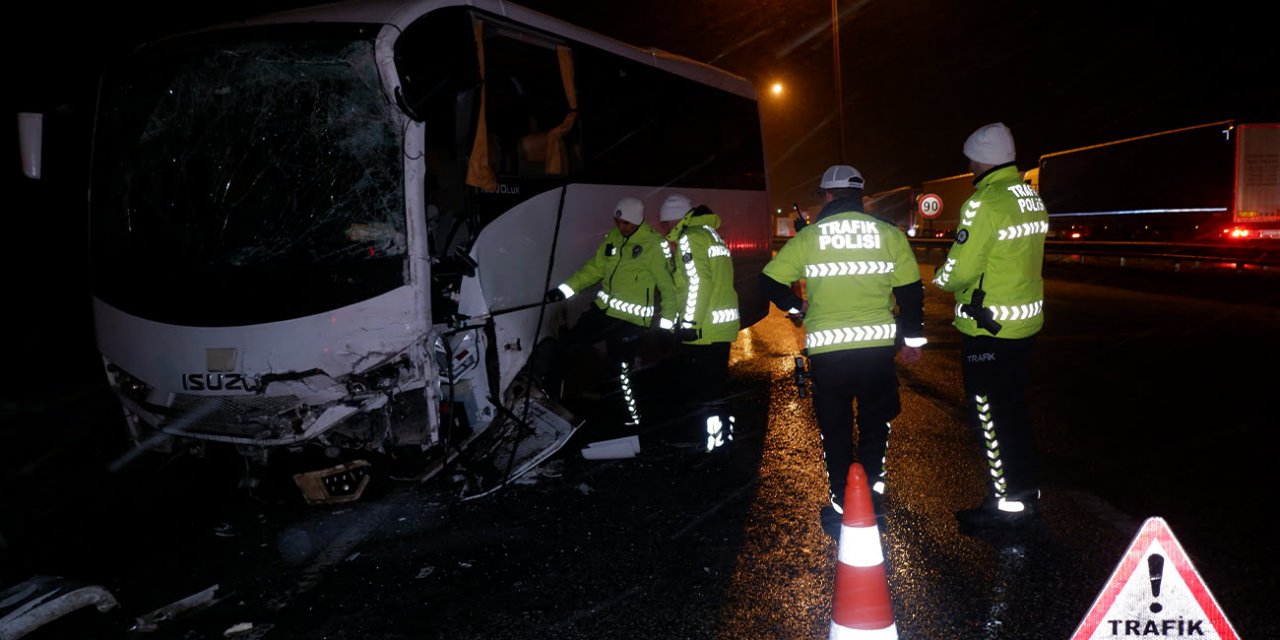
[557,222,678,329]
[932,165,1047,339]
[763,204,922,356]
[664,209,739,345]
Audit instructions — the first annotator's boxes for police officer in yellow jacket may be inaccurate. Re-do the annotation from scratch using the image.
[760,165,926,539]
[658,194,740,452]
[932,122,1048,534]
[545,197,677,429]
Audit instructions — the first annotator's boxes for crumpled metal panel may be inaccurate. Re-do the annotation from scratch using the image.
[0,575,119,640]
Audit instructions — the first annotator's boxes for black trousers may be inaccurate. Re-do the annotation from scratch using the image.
[808,346,900,506]
[677,341,731,408]
[550,306,644,421]
[653,341,732,436]
[960,334,1040,501]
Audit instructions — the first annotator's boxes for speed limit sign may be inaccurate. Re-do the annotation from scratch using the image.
[918,193,942,219]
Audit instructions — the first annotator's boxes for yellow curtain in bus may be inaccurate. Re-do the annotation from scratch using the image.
[542,45,578,175]
[466,20,497,192]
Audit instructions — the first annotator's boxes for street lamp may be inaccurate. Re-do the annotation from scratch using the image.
[831,0,845,164]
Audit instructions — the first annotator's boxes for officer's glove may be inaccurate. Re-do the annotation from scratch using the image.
[786,303,807,328]
[673,327,699,342]
[545,288,566,303]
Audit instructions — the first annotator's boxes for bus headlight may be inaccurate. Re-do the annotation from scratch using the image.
[345,356,410,395]
[106,363,152,404]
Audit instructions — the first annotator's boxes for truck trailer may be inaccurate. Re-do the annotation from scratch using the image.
[1037,120,1280,242]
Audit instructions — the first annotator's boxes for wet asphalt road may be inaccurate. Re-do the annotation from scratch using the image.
[2,258,1278,639]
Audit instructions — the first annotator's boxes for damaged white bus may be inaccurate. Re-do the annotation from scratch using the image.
[21,0,770,495]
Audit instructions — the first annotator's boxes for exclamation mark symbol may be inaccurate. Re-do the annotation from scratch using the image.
[1148,553,1165,613]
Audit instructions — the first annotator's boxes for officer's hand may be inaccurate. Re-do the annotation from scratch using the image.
[673,327,699,342]
[545,288,566,303]
[898,345,922,366]
[786,301,808,327]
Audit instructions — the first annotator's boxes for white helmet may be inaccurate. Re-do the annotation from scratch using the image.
[614,197,644,225]
[818,164,864,190]
[963,122,1016,165]
[660,194,692,222]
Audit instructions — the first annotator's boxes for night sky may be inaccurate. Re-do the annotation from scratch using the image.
[8,0,1278,209]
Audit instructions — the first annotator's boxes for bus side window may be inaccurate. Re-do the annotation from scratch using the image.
[519,113,574,175]
[482,29,578,178]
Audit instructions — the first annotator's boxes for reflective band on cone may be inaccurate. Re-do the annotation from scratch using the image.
[829,463,897,639]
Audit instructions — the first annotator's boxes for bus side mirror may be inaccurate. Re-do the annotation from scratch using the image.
[17,112,43,180]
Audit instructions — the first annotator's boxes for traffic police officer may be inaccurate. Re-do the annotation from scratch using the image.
[546,196,678,429]
[760,165,926,539]
[658,194,740,452]
[932,122,1048,533]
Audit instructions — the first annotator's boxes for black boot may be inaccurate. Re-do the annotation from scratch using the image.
[956,494,1040,535]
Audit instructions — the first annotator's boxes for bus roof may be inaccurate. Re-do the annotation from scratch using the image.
[172,0,758,101]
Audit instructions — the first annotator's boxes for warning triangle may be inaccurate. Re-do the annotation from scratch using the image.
[1071,517,1239,639]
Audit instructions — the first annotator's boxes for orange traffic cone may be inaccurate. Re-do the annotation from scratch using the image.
[829,463,897,639]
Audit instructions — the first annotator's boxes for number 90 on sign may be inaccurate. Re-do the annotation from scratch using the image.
[918,193,942,219]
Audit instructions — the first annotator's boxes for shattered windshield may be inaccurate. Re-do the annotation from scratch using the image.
[90,27,406,325]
